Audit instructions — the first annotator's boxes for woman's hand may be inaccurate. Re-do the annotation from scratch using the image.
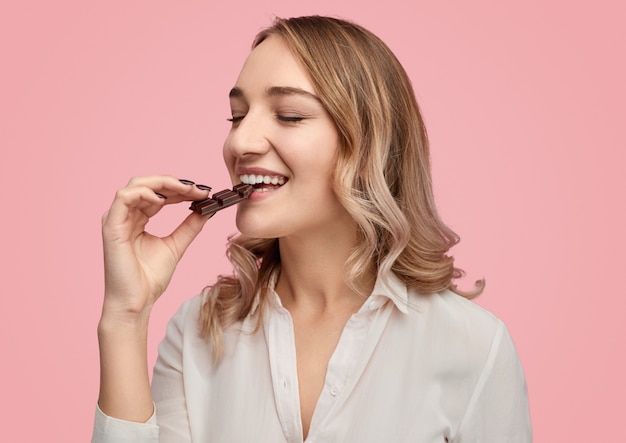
[100,175,213,321]
[97,175,213,422]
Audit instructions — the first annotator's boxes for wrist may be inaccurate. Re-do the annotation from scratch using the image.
[98,303,152,338]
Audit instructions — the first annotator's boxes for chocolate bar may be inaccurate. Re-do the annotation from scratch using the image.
[189,184,254,216]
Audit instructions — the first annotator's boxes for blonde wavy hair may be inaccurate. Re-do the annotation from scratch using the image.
[200,16,483,357]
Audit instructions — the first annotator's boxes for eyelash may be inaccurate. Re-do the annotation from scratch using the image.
[226,115,305,124]
[277,115,304,123]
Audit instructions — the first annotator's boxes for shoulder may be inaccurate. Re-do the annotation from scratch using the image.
[163,293,205,336]
[160,293,257,355]
[156,294,204,355]
[174,293,204,320]
[399,288,510,369]
[409,288,501,330]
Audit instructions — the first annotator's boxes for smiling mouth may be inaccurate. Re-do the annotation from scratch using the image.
[239,174,288,192]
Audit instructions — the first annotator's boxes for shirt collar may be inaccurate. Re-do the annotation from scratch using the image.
[368,268,411,314]
[251,268,417,316]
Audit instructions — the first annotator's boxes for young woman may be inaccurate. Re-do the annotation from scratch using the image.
[93,16,531,443]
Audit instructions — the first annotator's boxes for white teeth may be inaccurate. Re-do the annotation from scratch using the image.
[239,174,287,186]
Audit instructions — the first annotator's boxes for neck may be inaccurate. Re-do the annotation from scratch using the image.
[275,220,375,315]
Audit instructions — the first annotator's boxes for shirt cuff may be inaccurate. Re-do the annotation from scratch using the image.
[92,403,159,443]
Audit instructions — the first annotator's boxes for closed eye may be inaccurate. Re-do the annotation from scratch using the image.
[227,115,305,124]
[227,115,244,123]
[276,115,304,123]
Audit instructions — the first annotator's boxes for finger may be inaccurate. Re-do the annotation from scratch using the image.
[126,175,211,203]
[104,186,167,234]
[102,176,214,243]
[167,210,215,258]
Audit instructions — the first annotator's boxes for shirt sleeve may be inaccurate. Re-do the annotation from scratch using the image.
[91,403,159,443]
[454,320,532,443]
[151,298,194,442]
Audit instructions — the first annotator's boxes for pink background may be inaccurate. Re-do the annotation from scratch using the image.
[1,1,624,441]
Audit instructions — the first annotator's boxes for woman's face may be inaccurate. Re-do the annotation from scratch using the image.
[223,36,350,239]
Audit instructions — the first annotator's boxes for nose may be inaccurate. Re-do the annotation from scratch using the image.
[224,111,272,160]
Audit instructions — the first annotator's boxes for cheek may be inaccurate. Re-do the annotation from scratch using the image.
[222,140,235,170]
[292,132,338,173]
[314,147,339,183]
[222,139,229,162]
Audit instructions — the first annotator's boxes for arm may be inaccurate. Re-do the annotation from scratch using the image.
[93,176,212,440]
[454,321,532,443]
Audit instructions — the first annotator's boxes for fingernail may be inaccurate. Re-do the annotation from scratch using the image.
[196,184,212,191]
[155,192,167,199]
[179,179,195,185]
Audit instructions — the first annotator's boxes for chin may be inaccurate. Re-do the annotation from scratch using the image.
[235,212,280,239]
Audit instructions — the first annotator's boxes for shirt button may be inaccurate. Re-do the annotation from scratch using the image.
[330,386,340,396]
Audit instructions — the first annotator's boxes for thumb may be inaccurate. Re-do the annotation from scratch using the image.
[169,211,215,258]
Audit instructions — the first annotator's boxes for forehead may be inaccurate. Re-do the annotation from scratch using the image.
[233,36,315,96]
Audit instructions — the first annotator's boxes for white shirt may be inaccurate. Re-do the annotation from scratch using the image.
[92,272,531,442]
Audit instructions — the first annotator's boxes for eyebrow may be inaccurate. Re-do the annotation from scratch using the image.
[229,86,321,103]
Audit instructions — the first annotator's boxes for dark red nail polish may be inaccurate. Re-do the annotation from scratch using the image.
[155,192,167,199]
[179,179,195,185]
[196,184,212,191]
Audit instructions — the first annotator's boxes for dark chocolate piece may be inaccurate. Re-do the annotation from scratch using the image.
[213,190,239,207]
[189,184,254,216]
[212,189,234,202]
[189,198,217,215]
[233,183,253,197]
[193,199,220,215]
